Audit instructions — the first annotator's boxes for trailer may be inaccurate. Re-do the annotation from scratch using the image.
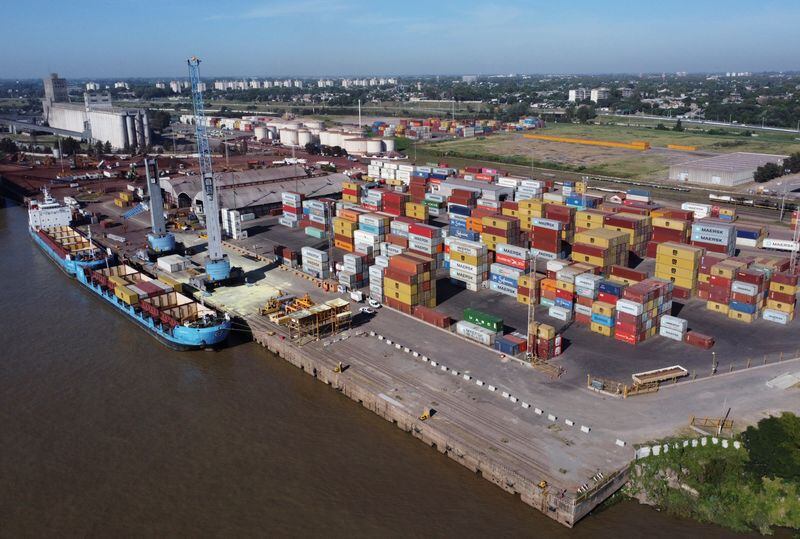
[632,365,688,385]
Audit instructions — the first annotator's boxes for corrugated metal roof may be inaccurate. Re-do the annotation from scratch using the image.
[673,152,786,173]
[160,168,347,209]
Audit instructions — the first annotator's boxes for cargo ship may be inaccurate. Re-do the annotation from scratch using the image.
[29,189,231,350]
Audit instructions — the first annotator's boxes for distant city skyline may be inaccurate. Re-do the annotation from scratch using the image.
[5,0,800,78]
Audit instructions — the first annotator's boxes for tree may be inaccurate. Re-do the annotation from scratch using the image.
[783,152,800,174]
[94,141,104,155]
[673,119,684,132]
[655,123,668,130]
[61,137,81,155]
[743,412,800,482]
[575,105,596,124]
[147,109,172,131]
[103,141,112,154]
[754,162,783,183]
[0,137,19,154]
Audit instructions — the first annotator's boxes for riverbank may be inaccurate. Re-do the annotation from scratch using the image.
[624,415,800,535]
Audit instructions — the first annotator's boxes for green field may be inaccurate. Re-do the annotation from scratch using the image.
[421,122,800,181]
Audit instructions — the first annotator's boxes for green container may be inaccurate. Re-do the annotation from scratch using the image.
[305,227,328,239]
[463,307,503,332]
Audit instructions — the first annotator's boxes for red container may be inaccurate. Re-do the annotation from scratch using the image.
[672,286,692,300]
[646,241,659,258]
[652,227,686,243]
[610,265,648,282]
[735,269,765,286]
[575,312,591,325]
[709,275,731,288]
[408,223,437,238]
[597,291,620,304]
[614,330,643,345]
[555,288,574,301]
[691,241,729,254]
[768,290,796,304]
[495,253,527,270]
[685,331,714,349]
[732,292,758,304]
[572,243,607,258]
[772,272,799,286]
[708,289,731,303]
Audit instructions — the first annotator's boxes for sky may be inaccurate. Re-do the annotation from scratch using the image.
[4,0,800,78]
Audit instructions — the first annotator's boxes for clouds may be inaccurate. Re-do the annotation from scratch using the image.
[207,0,351,21]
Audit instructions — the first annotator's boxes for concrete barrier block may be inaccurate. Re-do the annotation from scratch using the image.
[440,365,448,371]
[615,439,626,447]
[521,402,530,409]
[535,408,543,415]
[451,370,459,376]
[403,347,410,353]
[565,419,574,427]
[547,413,557,422]
[580,425,591,433]
[476,380,484,386]
[733,441,741,449]
[463,374,472,381]
[412,352,419,357]
[395,343,401,349]
[501,391,509,398]
[509,396,518,403]
[430,361,438,367]
[377,335,384,340]
[487,385,497,392]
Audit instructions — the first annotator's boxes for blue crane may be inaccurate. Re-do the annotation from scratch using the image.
[187,56,231,282]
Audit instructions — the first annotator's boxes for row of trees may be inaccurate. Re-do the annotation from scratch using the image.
[754,152,800,183]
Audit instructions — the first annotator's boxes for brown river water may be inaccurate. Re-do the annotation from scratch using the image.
[0,200,770,537]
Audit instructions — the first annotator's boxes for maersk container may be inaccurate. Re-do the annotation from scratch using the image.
[489,280,517,297]
[615,299,643,316]
[731,281,758,296]
[456,320,496,346]
[555,297,573,310]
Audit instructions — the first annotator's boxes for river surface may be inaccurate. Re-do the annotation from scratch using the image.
[0,200,767,537]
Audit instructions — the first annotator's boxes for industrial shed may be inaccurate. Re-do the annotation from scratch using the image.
[669,152,786,187]
[159,167,346,215]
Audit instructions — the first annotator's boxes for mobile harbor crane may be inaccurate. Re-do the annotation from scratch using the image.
[187,56,243,290]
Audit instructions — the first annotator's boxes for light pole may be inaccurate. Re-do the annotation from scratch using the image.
[712,351,717,375]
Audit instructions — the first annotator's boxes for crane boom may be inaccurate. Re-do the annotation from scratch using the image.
[187,56,230,281]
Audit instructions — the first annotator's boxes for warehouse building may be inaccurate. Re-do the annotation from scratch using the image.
[668,152,786,187]
[159,166,346,215]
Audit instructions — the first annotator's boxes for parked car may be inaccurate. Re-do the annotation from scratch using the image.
[368,299,382,308]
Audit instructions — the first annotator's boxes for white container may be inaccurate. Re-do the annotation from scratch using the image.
[658,326,685,341]
[575,304,592,316]
[575,273,603,289]
[731,281,759,296]
[456,320,495,346]
[548,306,571,321]
[532,218,562,231]
[660,315,688,333]
[615,299,643,316]
[763,309,791,324]
[495,243,529,259]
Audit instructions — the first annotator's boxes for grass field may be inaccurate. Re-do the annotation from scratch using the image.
[423,123,800,181]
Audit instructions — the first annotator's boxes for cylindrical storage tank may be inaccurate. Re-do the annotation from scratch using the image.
[254,126,268,141]
[383,138,396,152]
[303,119,323,130]
[366,139,382,154]
[297,129,313,147]
[280,128,299,146]
[319,130,332,146]
[343,137,368,155]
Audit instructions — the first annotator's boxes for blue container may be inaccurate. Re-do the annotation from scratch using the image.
[591,313,614,327]
[443,260,450,270]
[494,336,518,355]
[627,188,651,197]
[555,297,573,309]
[490,273,517,287]
[431,173,448,180]
[448,204,471,216]
[737,229,760,239]
[599,280,624,296]
[729,301,757,314]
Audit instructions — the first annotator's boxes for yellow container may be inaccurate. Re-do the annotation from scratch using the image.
[590,322,614,336]
[654,272,696,290]
[518,199,544,211]
[727,309,755,323]
[652,217,688,231]
[536,323,556,339]
[591,301,615,316]
[481,216,516,230]
[769,281,798,295]
[698,273,711,283]
[556,280,575,293]
[706,301,729,314]
[574,228,628,249]
[656,254,698,271]
[114,285,139,305]
[656,242,703,261]
[766,299,795,313]
[501,207,519,218]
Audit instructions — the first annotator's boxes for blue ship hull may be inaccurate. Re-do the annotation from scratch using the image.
[30,227,110,276]
[31,228,231,350]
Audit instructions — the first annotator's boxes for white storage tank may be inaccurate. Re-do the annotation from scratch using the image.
[297,129,313,147]
[303,119,323,130]
[366,139,382,154]
[382,138,396,152]
[280,128,299,146]
[343,137,368,155]
[254,126,268,141]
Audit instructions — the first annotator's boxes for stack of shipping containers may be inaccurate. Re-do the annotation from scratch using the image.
[280,192,303,228]
[655,242,704,299]
[383,253,436,314]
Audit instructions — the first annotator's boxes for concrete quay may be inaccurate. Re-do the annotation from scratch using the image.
[248,316,629,527]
